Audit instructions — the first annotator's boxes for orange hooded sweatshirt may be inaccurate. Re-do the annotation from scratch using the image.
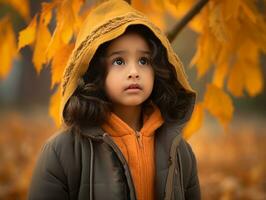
[101,103,164,200]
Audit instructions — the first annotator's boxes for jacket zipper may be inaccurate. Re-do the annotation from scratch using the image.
[135,130,143,148]
[135,130,148,199]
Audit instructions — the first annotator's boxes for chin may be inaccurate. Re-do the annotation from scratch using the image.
[120,99,146,107]
[124,102,143,107]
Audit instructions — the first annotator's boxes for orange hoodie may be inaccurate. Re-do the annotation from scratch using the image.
[101,103,164,200]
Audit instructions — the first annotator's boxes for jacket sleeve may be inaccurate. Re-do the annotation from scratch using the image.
[28,141,69,200]
[183,141,201,200]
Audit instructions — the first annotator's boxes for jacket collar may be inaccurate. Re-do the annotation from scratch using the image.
[101,102,164,137]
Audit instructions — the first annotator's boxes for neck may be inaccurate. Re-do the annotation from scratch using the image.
[112,105,142,131]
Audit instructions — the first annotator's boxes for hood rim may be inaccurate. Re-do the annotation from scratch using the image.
[60,13,196,125]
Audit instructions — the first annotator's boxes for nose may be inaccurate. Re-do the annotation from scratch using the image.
[127,63,140,80]
[128,73,139,79]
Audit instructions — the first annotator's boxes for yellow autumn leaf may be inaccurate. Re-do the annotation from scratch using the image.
[164,0,194,18]
[239,0,257,24]
[212,62,229,89]
[46,0,80,61]
[208,1,229,43]
[189,0,265,90]
[57,0,75,44]
[183,103,204,139]
[164,0,204,33]
[203,84,234,127]
[40,2,56,26]
[245,15,266,54]
[190,30,219,78]
[49,87,61,127]
[212,43,232,88]
[46,26,63,61]
[0,17,18,79]
[51,43,75,88]
[32,19,51,74]
[221,0,240,20]
[71,0,85,32]
[244,62,263,97]
[153,0,165,11]
[187,12,204,33]
[41,1,62,61]
[132,0,166,31]
[72,0,84,14]
[227,38,263,97]
[17,15,37,51]
[227,63,244,97]
[168,0,181,8]
[239,38,264,97]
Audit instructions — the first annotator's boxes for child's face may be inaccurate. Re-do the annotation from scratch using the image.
[104,32,154,109]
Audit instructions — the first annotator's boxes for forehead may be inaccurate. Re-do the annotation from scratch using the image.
[106,32,150,53]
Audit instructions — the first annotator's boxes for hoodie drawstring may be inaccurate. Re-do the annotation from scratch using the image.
[88,138,94,200]
[177,149,185,199]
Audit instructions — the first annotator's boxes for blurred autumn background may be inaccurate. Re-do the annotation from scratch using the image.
[0,0,265,199]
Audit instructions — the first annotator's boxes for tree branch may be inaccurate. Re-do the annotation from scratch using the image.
[167,0,209,42]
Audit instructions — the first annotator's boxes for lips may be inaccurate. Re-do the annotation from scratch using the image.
[125,83,141,90]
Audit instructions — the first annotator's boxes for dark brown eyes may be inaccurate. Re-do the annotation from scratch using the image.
[139,57,150,65]
[112,57,150,66]
[112,57,124,65]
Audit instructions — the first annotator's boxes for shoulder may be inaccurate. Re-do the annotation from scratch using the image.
[178,138,195,164]
[43,127,85,160]
[45,128,75,151]
[36,127,84,182]
[39,128,84,172]
[28,128,82,199]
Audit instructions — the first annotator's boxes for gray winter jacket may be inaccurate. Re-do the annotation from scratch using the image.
[28,122,200,200]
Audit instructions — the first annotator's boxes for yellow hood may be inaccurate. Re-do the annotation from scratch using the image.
[60,0,195,123]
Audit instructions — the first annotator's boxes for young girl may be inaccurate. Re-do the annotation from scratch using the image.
[28,0,200,199]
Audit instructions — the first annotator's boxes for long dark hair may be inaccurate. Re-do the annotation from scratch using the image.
[63,25,195,131]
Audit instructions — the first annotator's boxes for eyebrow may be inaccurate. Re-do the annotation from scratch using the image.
[107,50,151,57]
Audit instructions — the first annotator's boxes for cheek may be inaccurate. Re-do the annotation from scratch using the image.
[104,71,119,97]
[104,74,113,95]
[146,68,155,89]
